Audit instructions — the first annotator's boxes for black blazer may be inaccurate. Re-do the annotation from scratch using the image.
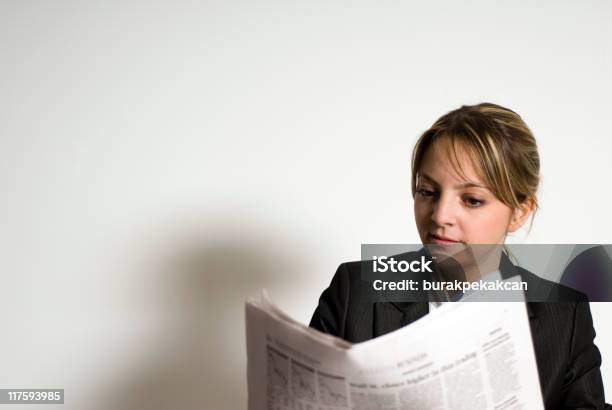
[309,252,608,409]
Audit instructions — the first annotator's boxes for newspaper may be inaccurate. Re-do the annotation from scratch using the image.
[245,290,544,410]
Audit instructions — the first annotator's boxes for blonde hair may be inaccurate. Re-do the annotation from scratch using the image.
[411,103,540,218]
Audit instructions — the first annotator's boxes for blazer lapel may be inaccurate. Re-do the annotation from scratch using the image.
[500,252,536,319]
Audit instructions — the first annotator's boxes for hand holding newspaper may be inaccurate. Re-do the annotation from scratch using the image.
[245,290,543,410]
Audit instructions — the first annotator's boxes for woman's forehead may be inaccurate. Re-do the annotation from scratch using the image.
[418,137,486,186]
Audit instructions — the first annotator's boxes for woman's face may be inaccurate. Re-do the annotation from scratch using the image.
[414,138,518,246]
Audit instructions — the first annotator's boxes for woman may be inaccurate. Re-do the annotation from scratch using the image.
[309,103,607,409]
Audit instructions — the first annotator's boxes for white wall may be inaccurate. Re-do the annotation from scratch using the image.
[1,1,610,409]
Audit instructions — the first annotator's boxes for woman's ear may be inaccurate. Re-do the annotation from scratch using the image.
[508,198,535,233]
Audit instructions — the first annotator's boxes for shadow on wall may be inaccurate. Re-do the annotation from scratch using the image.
[96,221,304,410]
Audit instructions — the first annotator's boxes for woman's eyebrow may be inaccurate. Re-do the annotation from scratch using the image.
[419,173,485,189]
[418,174,438,185]
[456,182,486,189]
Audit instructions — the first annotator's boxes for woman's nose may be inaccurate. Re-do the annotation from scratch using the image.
[430,194,456,226]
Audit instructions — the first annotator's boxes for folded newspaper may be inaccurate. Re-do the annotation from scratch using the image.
[245,291,543,410]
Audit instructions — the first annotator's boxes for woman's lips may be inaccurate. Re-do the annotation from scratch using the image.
[428,233,462,245]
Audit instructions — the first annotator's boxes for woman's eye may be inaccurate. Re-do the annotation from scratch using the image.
[417,188,436,197]
[464,196,484,207]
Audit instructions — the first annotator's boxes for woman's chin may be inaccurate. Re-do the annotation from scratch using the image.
[424,242,468,259]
